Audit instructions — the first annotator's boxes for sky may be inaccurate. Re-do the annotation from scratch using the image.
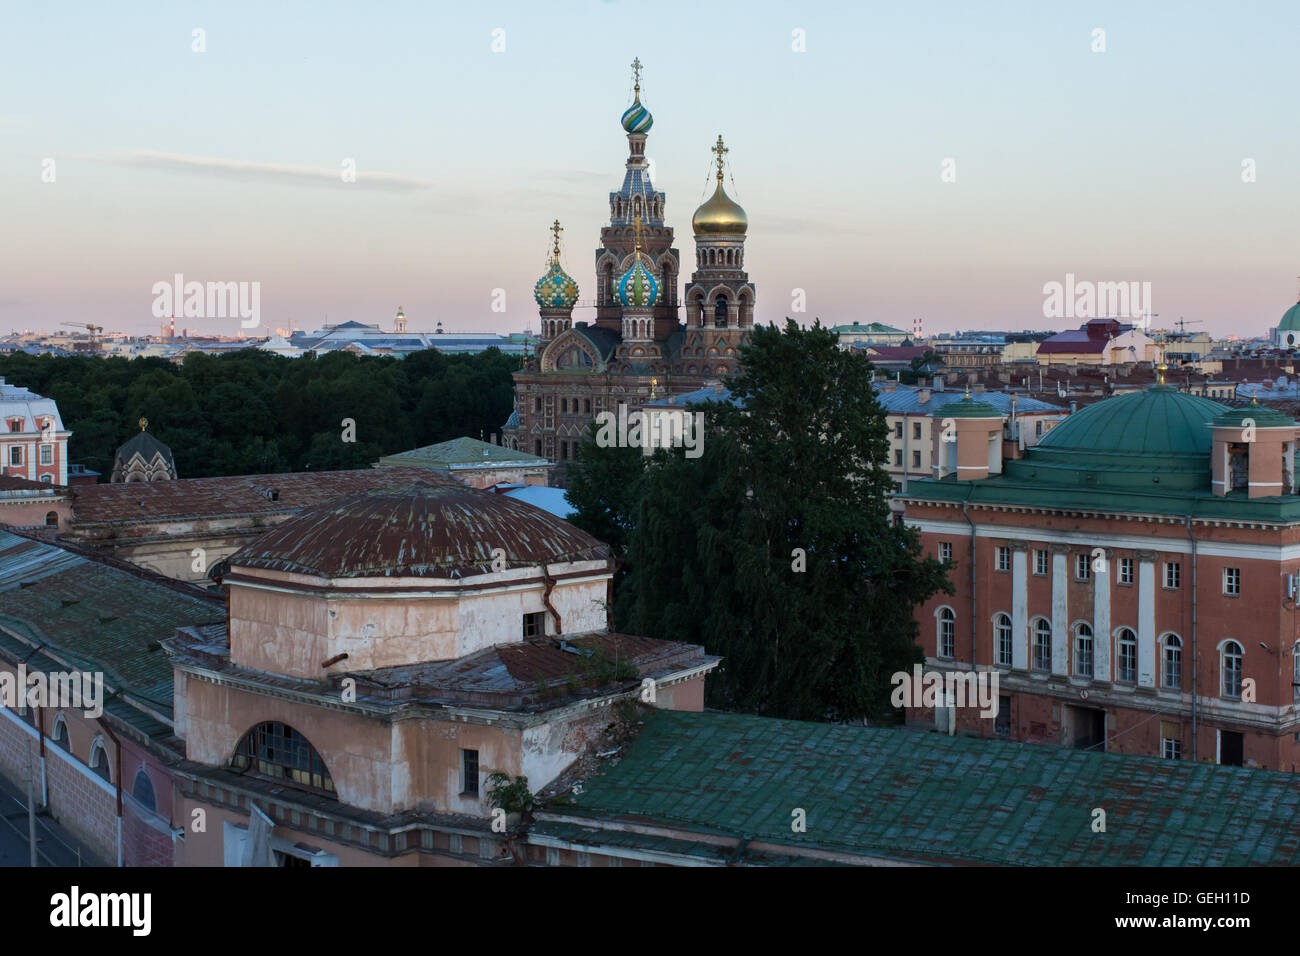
[2,0,1299,339]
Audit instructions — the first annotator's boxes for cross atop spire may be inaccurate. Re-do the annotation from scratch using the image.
[631,57,643,94]
[712,134,728,181]
[550,219,563,260]
[632,211,643,252]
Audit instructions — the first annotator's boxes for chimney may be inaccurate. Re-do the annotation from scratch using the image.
[933,374,944,391]
[917,389,931,405]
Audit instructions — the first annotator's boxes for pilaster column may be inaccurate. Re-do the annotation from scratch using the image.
[1011,543,1028,670]
[1092,548,1111,682]
[1050,544,1069,676]
[1137,549,1157,687]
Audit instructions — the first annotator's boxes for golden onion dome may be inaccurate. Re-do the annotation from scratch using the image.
[692,175,747,236]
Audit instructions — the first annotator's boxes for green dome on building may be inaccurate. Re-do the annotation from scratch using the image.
[1279,301,1300,333]
[1036,386,1226,458]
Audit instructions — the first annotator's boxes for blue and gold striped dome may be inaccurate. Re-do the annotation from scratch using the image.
[534,260,579,309]
[621,94,653,135]
[617,253,660,308]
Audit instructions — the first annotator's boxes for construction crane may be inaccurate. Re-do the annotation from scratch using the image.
[59,322,105,354]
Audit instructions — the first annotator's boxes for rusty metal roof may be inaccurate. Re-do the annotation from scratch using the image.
[229,480,610,579]
[66,466,441,527]
[555,710,1300,866]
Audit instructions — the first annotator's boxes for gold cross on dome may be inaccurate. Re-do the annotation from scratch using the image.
[550,219,563,258]
[712,135,728,178]
[631,57,643,91]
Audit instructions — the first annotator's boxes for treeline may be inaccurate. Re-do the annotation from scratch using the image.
[0,348,521,479]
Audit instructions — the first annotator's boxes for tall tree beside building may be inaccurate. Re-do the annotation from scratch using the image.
[575,319,951,721]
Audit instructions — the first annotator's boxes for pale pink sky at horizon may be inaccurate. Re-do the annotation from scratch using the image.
[3,0,1298,340]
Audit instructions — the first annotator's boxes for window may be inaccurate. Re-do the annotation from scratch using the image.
[996,547,1010,572]
[1075,553,1091,581]
[534,440,542,456]
[894,449,903,466]
[1033,550,1048,576]
[230,722,335,795]
[1118,557,1134,585]
[1163,634,1182,690]
[523,611,546,638]
[52,714,70,750]
[40,474,51,484]
[584,398,591,415]
[939,542,953,561]
[1035,420,1043,437]
[132,769,157,812]
[1223,567,1240,596]
[39,444,52,466]
[534,397,542,413]
[937,608,955,659]
[6,419,20,433]
[994,613,1012,667]
[894,421,903,438]
[1116,628,1137,683]
[8,447,21,467]
[1164,562,1181,589]
[912,450,921,468]
[461,749,479,796]
[90,740,112,782]
[1162,733,1182,760]
[913,422,922,440]
[560,398,567,414]
[1221,641,1243,698]
[1032,620,1051,672]
[44,511,58,527]
[1074,624,1094,678]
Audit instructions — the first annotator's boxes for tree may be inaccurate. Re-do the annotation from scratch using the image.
[596,319,950,721]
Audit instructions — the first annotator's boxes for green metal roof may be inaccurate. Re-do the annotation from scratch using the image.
[1211,402,1297,429]
[559,710,1300,865]
[1278,301,1300,332]
[377,437,547,469]
[1037,386,1226,458]
[0,531,226,735]
[929,396,1002,419]
[832,322,906,335]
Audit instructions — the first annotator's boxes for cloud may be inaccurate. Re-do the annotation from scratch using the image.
[95,150,436,192]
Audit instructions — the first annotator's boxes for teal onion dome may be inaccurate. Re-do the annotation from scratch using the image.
[621,95,653,134]
[617,253,661,308]
[534,260,579,309]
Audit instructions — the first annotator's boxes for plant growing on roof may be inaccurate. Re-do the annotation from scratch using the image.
[485,771,536,816]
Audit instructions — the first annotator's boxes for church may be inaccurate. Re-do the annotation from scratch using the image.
[503,60,756,482]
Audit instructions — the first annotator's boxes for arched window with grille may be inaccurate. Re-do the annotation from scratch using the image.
[132,768,157,812]
[1221,641,1244,699]
[1116,628,1137,683]
[52,713,70,751]
[936,607,955,659]
[1074,623,1093,678]
[993,613,1012,667]
[230,721,335,796]
[90,739,112,782]
[1162,633,1182,690]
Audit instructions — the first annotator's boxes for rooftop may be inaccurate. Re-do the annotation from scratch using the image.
[377,437,548,470]
[542,709,1300,865]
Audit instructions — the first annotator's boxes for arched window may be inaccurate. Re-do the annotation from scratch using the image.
[90,739,112,782]
[1032,619,1052,672]
[937,607,955,659]
[1221,641,1243,698]
[1116,628,1137,683]
[132,768,157,812]
[1074,623,1094,678]
[44,510,58,527]
[230,721,335,796]
[52,713,70,750]
[993,613,1012,667]
[40,475,52,484]
[715,296,728,327]
[1162,634,1182,690]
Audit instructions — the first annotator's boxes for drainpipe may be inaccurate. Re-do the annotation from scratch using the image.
[962,501,977,664]
[95,716,125,866]
[902,413,909,494]
[1185,515,1198,761]
[539,563,563,635]
[36,707,47,806]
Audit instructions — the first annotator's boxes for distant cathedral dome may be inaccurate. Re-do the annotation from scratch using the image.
[620,94,653,135]
[692,178,748,236]
[617,253,661,308]
[534,261,579,309]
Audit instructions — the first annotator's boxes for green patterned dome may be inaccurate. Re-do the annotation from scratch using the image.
[534,261,579,310]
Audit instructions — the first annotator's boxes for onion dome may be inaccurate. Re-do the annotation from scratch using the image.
[534,261,578,309]
[692,179,748,236]
[621,93,653,135]
[533,220,579,309]
[617,253,661,308]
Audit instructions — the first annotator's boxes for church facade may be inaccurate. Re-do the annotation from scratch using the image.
[503,60,756,482]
